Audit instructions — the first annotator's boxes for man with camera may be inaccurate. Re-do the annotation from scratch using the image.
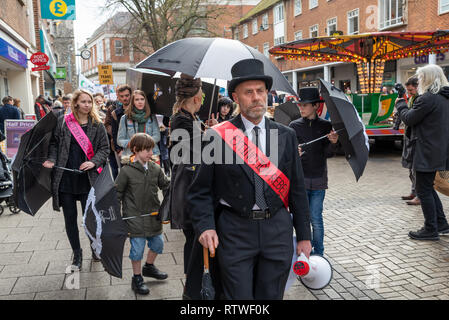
[394,77,420,206]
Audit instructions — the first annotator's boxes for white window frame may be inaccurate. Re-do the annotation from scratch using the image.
[274,36,285,46]
[310,24,319,38]
[234,28,240,40]
[273,3,284,24]
[379,0,404,29]
[440,0,449,14]
[105,39,110,61]
[294,0,302,16]
[347,8,359,35]
[114,40,123,56]
[252,19,258,35]
[263,42,270,57]
[309,0,318,9]
[243,24,248,38]
[294,30,303,40]
[327,17,337,36]
[262,13,269,30]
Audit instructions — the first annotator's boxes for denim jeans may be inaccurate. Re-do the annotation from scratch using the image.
[129,234,164,261]
[306,189,326,256]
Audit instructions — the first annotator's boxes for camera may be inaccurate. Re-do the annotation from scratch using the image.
[394,83,406,97]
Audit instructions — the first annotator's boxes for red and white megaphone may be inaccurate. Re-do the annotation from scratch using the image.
[292,253,333,290]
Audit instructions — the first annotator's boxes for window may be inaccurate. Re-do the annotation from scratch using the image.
[252,19,258,34]
[294,30,303,40]
[98,40,104,63]
[234,28,239,40]
[263,42,270,57]
[274,36,285,46]
[114,40,123,56]
[309,0,318,9]
[274,3,284,23]
[294,0,302,16]
[379,0,403,29]
[273,4,285,46]
[310,24,318,38]
[327,17,337,36]
[347,9,359,34]
[243,24,248,38]
[441,0,449,14]
[262,13,269,30]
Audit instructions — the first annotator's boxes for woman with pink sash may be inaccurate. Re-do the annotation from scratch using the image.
[43,89,110,271]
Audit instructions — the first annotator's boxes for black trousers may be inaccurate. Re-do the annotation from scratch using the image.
[216,207,293,300]
[415,171,448,232]
[60,192,88,252]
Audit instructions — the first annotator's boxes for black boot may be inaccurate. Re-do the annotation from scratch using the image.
[408,227,439,241]
[131,275,150,295]
[142,263,168,280]
[72,249,82,271]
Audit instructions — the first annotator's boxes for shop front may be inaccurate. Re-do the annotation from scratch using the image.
[397,53,449,85]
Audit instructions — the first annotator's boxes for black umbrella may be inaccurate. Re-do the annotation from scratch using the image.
[319,78,369,181]
[200,247,215,300]
[135,37,296,96]
[83,164,128,278]
[274,101,301,126]
[12,112,57,215]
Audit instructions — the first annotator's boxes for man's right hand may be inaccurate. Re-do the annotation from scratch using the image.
[199,229,219,256]
[42,160,54,169]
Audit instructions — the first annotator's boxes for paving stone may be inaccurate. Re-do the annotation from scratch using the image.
[16,240,58,252]
[86,284,136,300]
[0,262,48,278]
[35,289,86,300]
[0,278,17,295]
[0,243,19,253]
[0,293,35,300]
[11,274,65,294]
[0,252,32,266]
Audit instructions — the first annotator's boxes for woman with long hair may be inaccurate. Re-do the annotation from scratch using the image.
[397,64,449,241]
[43,89,110,271]
[117,90,161,162]
[216,97,234,123]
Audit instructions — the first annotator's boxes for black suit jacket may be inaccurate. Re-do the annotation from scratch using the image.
[186,115,311,241]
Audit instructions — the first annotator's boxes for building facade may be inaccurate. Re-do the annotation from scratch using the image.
[234,0,449,94]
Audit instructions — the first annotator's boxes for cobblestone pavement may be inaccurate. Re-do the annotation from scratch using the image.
[1,145,448,300]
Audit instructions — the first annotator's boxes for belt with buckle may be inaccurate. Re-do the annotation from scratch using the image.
[249,209,271,220]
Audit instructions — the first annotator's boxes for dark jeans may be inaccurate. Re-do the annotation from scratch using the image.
[182,227,195,274]
[60,192,88,252]
[108,152,119,179]
[415,171,448,232]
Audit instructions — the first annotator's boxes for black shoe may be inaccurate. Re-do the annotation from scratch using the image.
[131,275,150,295]
[72,249,82,271]
[438,224,449,235]
[142,264,168,280]
[408,228,439,241]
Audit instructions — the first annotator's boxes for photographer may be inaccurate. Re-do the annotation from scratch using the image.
[394,77,420,205]
[396,64,449,241]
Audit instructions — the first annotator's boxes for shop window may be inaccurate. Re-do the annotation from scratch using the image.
[347,9,359,35]
[379,0,404,29]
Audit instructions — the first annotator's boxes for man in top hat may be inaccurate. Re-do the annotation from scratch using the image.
[289,87,339,257]
[187,59,312,299]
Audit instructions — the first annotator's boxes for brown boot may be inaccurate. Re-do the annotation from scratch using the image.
[406,197,421,205]
[401,194,415,200]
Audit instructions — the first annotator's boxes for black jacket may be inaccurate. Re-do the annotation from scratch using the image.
[397,86,449,172]
[289,117,337,189]
[186,115,311,241]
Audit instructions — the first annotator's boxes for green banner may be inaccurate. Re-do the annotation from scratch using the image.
[55,66,67,79]
[41,0,76,20]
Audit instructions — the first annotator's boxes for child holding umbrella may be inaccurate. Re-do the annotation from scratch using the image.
[115,133,170,295]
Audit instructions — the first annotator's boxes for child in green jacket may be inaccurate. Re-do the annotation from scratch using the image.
[115,133,170,295]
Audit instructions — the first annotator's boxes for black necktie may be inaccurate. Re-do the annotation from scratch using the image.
[252,126,268,210]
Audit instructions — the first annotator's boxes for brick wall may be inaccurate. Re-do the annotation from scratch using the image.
[1,0,32,44]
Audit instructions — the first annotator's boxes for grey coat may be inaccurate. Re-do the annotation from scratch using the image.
[47,115,110,211]
[397,87,449,172]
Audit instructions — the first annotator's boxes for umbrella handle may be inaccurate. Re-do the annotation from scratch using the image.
[203,246,213,270]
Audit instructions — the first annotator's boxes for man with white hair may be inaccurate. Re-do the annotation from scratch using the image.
[396,64,449,241]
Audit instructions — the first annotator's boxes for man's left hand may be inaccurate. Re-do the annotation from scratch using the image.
[327,130,338,144]
[297,240,312,259]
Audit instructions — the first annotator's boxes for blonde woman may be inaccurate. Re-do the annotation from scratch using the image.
[396,64,449,241]
[43,89,110,271]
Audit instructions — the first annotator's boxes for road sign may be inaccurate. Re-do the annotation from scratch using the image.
[32,65,51,72]
[30,52,49,66]
[40,0,76,20]
[98,65,114,85]
[55,66,67,79]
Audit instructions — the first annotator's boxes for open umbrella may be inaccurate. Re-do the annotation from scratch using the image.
[135,37,296,96]
[319,78,369,181]
[200,247,215,300]
[274,101,301,126]
[83,165,128,278]
[12,112,57,215]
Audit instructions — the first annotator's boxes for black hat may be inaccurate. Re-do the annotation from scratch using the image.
[298,87,324,104]
[228,59,273,101]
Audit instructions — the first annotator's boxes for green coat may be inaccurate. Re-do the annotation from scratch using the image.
[115,159,170,238]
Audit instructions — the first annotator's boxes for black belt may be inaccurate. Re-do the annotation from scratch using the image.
[218,204,272,220]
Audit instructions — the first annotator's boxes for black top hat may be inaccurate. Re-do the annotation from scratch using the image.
[298,87,324,104]
[228,59,273,101]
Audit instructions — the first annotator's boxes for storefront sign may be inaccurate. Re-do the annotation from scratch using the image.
[40,0,76,20]
[30,52,49,66]
[0,38,27,68]
[5,120,36,159]
[414,53,445,65]
[55,66,67,79]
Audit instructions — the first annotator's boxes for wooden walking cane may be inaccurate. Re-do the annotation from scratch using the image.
[203,246,215,271]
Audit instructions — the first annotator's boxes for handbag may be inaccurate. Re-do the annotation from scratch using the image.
[434,171,449,197]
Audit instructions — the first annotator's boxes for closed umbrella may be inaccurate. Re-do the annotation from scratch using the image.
[200,247,215,300]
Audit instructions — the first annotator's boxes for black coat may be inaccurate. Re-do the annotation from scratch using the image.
[397,87,449,172]
[186,115,312,241]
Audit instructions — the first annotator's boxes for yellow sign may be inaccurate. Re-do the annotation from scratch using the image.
[98,65,114,85]
[49,0,68,17]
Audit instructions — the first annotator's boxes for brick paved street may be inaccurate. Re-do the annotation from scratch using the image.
[1,143,448,300]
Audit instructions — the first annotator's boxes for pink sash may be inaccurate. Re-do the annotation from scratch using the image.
[65,113,102,174]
